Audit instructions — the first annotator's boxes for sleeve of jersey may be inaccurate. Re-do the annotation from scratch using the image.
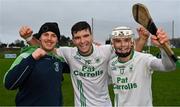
[56,47,70,63]
[3,54,36,90]
[101,45,113,58]
[149,49,176,71]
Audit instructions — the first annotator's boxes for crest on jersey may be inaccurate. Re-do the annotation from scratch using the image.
[54,62,59,72]
[129,64,134,72]
[85,60,91,65]
[119,66,125,75]
[95,58,100,63]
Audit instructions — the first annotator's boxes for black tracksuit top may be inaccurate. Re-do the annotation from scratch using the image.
[4,53,69,106]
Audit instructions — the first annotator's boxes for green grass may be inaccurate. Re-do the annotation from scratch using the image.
[1,47,180,106]
[62,74,74,106]
[152,69,180,106]
[0,59,16,105]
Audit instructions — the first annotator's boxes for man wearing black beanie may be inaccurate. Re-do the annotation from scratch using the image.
[38,22,61,40]
[4,22,69,106]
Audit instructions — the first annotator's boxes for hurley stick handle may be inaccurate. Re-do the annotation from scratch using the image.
[149,21,177,62]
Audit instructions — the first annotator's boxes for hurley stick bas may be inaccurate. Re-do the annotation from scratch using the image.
[132,3,179,65]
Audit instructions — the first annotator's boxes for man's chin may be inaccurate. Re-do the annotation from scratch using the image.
[115,51,131,57]
[78,48,92,56]
[78,45,93,56]
[79,47,89,52]
[44,47,54,52]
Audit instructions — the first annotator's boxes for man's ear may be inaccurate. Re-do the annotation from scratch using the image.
[38,37,42,42]
[72,38,76,45]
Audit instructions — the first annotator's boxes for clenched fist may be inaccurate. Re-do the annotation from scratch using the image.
[32,48,47,60]
[151,28,169,47]
[137,26,150,40]
[19,26,33,39]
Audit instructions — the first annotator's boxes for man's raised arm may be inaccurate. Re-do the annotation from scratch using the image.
[135,26,150,52]
[19,26,40,46]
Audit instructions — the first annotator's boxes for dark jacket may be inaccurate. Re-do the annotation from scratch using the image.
[3,46,69,106]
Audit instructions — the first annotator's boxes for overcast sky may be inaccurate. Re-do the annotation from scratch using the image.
[0,0,180,44]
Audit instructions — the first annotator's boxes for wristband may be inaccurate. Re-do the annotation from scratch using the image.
[25,35,33,42]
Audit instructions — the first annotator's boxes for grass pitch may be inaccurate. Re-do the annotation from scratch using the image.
[0,47,180,106]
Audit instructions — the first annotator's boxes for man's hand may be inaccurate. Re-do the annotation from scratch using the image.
[135,26,150,52]
[136,26,150,40]
[151,28,169,47]
[19,26,33,39]
[19,26,40,46]
[32,48,47,60]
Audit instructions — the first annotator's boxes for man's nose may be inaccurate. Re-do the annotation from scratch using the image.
[47,35,52,40]
[80,38,85,43]
[121,41,126,46]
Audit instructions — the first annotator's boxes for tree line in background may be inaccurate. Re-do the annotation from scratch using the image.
[0,35,72,48]
[1,36,180,48]
[170,38,180,48]
[0,40,25,48]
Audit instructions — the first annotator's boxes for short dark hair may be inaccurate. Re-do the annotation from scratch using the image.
[71,21,92,37]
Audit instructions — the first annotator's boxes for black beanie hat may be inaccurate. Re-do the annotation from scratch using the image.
[38,22,60,40]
